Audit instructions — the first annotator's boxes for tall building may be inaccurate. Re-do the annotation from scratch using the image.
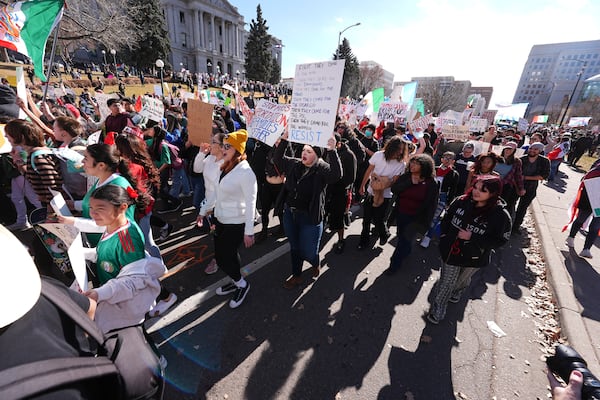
[159,0,282,78]
[512,40,600,120]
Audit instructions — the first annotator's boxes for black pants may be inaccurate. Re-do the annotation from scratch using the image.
[360,196,390,242]
[514,186,537,230]
[260,182,284,230]
[501,184,518,219]
[214,219,245,281]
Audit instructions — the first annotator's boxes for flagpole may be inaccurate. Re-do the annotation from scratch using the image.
[42,21,60,104]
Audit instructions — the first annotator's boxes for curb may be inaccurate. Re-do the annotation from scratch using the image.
[531,197,600,366]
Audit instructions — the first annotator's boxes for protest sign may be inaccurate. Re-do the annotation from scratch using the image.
[462,109,473,124]
[482,110,498,126]
[289,60,345,148]
[138,96,165,122]
[567,117,592,127]
[0,124,11,154]
[235,92,254,124]
[439,110,463,127]
[442,124,471,141]
[584,177,600,217]
[16,67,27,119]
[248,99,291,146]
[186,99,214,146]
[94,93,120,122]
[518,117,529,132]
[468,117,489,133]
[409,113,434,132]
[153,85,162,97]
[377,102,409,123]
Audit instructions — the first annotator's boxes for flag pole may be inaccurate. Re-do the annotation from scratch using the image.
[42,21,60,104]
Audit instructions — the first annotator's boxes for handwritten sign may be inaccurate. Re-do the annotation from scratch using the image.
[187,99,214,146]
[409,113,434,131]
[248,99,291,146]
[138,96,165,123]
[235,92,254,124]
[440,110,464,126]
[442,124,471,141]
[377,102,409,123]
[289,60,345,148]
[468,117,488,132]
[517,117,529,132]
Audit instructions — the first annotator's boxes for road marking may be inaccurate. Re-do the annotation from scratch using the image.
[146,242,290,333]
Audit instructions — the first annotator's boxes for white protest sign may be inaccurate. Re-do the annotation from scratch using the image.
[49,189,73,217]
[289,60,345,148]
[517,117,529,132]
[409,113,434,131]
[377,102,409,123]
[584,177,600,217]
[94,93,120,122]
[440,110,463,126]
[139,96,165,122]
[153,85,162,97]
[248,99,291,146]
[469,117,489,132]
[442,124,471,141]
[16,67,27,119]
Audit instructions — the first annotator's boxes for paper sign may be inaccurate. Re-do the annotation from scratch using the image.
[94,93,120,122]
[442,124,471,141]
[153,85,163,97]
[584,177,600,217]
[49,189,73,217]
[139,96,165,123]
[409,113,434,131]
[468,117,489,133]
[248,99,291,146]
[289,60,345,148]
[377,102,409,123]
[517,117,529,133]
[186,99,214,146]
[482,110,498,126]
[16,67,27,120]
[87,131,101,145]
[222,83,237,94]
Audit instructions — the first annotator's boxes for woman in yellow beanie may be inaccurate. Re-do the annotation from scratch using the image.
[209,129,258,308]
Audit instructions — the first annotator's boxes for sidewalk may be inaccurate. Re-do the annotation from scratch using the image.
[531,162,600,368]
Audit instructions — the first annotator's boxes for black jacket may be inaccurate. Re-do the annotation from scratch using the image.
[439,168,460,202]
[391,174,439,235]
[331,142,357,191]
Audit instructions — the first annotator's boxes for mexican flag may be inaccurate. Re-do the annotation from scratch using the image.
[0,0,65,81]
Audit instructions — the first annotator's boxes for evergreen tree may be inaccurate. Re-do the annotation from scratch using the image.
[269,59,281,84]
[334,38,360,98]
[124,0,171,70]
[244,5,272,82]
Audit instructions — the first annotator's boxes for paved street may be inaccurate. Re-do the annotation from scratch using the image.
[149,197,558,399]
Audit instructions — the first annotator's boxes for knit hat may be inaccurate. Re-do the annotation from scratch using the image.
[224,129,248,154]
[529,142,544,151]
[311,146,324,158]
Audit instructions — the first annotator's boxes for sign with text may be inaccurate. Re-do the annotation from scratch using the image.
[138,96,165,122]
[482,109,498,126]
[442,124,471,141]
[289,60,345,148]
[186,99,214,146]
[248,99,291,146]
[409,113,434,131]
[517,117,529,132]
[468,117,489,132]
[568,117,592,127]
[377,102,409,123]
[439,110,463,127]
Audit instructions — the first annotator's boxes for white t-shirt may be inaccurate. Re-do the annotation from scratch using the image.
[367,150,406,198]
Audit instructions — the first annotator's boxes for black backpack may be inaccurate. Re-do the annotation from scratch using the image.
[0,279,164,400]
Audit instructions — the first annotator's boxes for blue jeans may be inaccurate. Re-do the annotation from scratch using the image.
[283,207,323,277]
[548,159,562,181]
[425,192,447,239]
[389,212,418,271]
[139,212,162,259]
[190,175,206,210]
[169,167,191,197]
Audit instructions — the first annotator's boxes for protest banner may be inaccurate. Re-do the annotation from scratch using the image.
[377,102,409,123]
[518,117,529,132]
[482,109,498,126]
[439,110,463,127]
[442,124,471,141]
[583,177,600,217]
[248,99,291,146]
[94,93,120,122]
[138,96,165,122]
[468,117,489,133]
[289,60,345,148]
[186,99,214,146]
[567,117,592,127]
[409,113,434,131]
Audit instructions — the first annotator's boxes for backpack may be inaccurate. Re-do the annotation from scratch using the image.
[0,279,164,400]
[163,141,184,170]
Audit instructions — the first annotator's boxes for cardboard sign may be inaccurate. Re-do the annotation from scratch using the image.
[468,117,489,132]
[440,110,464,126]
[409,113,434,131]
[442,124,471,141]
[584,177,600,217]
[289,60,345,148]
[377,102,409,123]
[186,99,214,146]
[248,99,291,146]
[138,96,165,123]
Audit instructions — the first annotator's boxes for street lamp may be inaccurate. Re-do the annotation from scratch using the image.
[155,59,164,97]
[110,49,116,65]
[336,22,361,59]
[559,59,587,127]
[101,50,106,66]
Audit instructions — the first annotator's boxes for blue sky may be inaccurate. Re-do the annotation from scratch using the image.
[234,0,600,107]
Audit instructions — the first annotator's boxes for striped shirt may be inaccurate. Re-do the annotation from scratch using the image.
[25,151,63,205]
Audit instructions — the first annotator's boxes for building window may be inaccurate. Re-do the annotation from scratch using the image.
[179,11,185,24]
[181,32,187,47]
[219,44,223,53]
[219,25,222,36]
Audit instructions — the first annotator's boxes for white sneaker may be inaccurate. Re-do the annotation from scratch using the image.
[579,249,593,259]
[565,237,575,248]
[150,293,178,317]
[420,236,431,248]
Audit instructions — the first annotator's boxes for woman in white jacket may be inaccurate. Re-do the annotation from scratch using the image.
[207,129,257,308]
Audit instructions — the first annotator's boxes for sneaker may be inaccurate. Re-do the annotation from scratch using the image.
[283,276,302,289]
[333,239,345,254]
[565,237,575,248]
[150,293,178,317]
[157,200,182,214]
[204,259,219,274]
[420,236,431,248]
[579,248,593,259]
[229,283,250,308]
[216,282,237,296]
[5,221,32,231]
[426,312,440,324]
[159,224,174,241]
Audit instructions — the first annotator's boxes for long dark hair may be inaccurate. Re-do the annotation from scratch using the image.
[409,153,435,179]
[148,126,167,161]
[463,174,503,215]
[383,136,410,162]
[114,133,161,191]
[90,184,148,218]
[472,152,500,174]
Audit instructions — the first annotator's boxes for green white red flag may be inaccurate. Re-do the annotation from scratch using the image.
[0,0,65,81]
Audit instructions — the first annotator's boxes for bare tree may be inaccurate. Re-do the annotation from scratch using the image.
[417,79,468,115]
[572,96,600,125]
[359,64,384,95]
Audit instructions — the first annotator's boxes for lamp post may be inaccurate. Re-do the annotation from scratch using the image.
[155,59,164,97]
[101,50,106,67]
[559,60,587,127]
[336,22,361,59]
[110,49,116,65]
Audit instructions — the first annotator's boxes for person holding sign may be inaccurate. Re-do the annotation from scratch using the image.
[274,130,341,289]
[564,163,600,259]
